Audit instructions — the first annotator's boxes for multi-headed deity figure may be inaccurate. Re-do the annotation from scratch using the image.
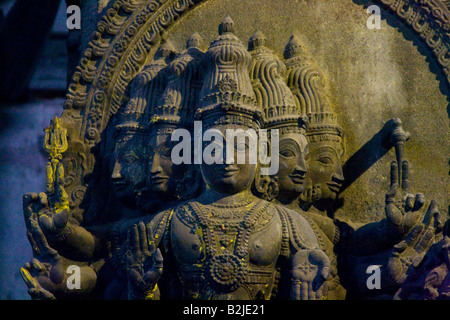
[20,15,446,301]
[124,17,330,300]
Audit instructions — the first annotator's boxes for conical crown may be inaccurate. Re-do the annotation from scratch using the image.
[114,41,177,138]
[283,35,342,140]
[248,30,302,133]
[151,33,205,129]
[197,16,262,130]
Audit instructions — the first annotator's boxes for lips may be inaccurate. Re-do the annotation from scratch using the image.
[289,174,305,184]
[218,166,239,177]
[327,181,342,193]
[112,181,128,191]
[151,175,169,184]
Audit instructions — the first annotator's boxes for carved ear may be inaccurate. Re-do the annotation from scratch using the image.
[252,167,279,201]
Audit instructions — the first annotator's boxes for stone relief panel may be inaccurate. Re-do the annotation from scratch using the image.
[18,0,449,300]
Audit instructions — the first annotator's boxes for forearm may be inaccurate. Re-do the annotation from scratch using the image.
[50,223,99,262]
[342,219,402,257]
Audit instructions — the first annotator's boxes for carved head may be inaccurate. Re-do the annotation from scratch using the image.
[111,129,146,207]
[196,16,264,196]
[283,35,344,211]
[248,30,308,204]
[302,113,344,211]
[111,40,180,207]
[140,34,204,205]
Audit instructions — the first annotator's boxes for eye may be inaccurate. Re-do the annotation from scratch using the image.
[318,156,333,165]
[121,153,139,163]
[160,147,172,159]
[280,149,295,158]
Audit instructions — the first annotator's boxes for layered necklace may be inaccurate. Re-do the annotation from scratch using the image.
[187,199,271,292]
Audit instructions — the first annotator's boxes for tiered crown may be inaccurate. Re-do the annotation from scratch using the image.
[196,16,262,130]
[248,30,305,134]
[150,33,205,130]
[114,42,177,138]
[283,35,342,142]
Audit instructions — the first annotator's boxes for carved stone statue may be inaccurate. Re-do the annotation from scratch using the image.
[122,17,330,300]
[18,1,449,301]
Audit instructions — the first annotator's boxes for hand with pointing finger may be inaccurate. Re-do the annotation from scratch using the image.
[385,160,440,236]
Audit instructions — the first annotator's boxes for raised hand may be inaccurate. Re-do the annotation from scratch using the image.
[126,221,163,300]
[290,249,330,300]
[387,199,443,286]
[20,218,65,299]
[23,162,70,243]
[385,160,438,235]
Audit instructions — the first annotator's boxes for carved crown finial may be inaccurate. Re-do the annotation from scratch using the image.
[219,15,235,34]
[187,32,203,49]
[248,30,267,50]
[284,34,305,59]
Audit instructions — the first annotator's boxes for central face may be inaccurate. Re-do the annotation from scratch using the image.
[200,124,257,195]
[111,134,146,207]
[274,132,309,204]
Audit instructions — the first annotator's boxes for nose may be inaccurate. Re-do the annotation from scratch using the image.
[294,154,308,176]
[150,154,162,175]
[332,160,345,183]
[111,160,122,180]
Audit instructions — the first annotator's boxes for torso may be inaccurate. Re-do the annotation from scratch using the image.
[170,199,284,300]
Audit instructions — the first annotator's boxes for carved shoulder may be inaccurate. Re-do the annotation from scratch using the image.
[275,205,320,253]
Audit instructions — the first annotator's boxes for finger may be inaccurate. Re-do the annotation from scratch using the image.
[404,193,415,212]
[390,161,398,189]
[23,193,38,215]
[313,278,324,300]
[300,282,308,300]
[53,209,69,229]
[412,193,425,212]
[423,200,439,228]
[20,267,38,289]
[138,221,148,253]
[26,231,41,257]
[38,214,55,233]
[46,162,54,194]
[308,280,315,300]
[405,223,425,247]
[38,193,48,208]
[392,240,407,255]
[415,228,435,254]
[146,224,156,253]
[131,224,140,255]
[31,258,45,273]
[292,281,301,300]
[317,281,327,300]
[31,220,57,258]
[401,160,410,192]
[152,248,164,270]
